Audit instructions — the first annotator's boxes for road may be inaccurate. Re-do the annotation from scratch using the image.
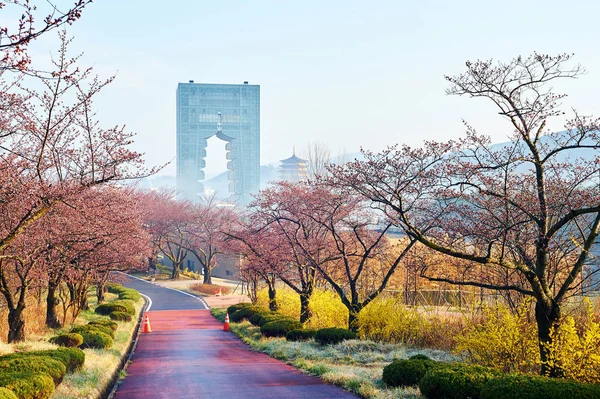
[114,275,357,399]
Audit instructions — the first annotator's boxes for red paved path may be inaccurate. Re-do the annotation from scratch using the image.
[114,310,357,399]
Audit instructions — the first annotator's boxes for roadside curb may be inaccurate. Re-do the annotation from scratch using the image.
[105,293,149,399]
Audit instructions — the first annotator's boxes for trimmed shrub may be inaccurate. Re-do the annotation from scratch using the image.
[0,373,55,399]
[256,313,296,327]
[94,302,130,316]
[410,354,433,361]
[0,388,17,399]
[260,320,303,338]
[71,324,114,338]
[110,300,135,315]
[314,328,357,345]
[382,359,438,387]
[78,331,114,349]
[0,356,66,386]
[286,329,317,342]
[0,348,85,374]
[106,283,122,294]
[49,333,83,348]
[230,307,264,323]
[248,310,270,326]
[480,374,600,399]
[419,363,500,399]
[109,311,132,322]
[88,319,119,332]
[227,302,252,315]
[117,288,140,302]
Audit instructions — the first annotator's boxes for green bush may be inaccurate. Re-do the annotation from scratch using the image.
[0,373,54,399]
[419,363,500,399]
[109,311,132,322]
[110,300,135,315]
[230,307,264,323]
[260,319,303,338]
[0,388,17,399]
[248,310,270,326]
[0,348,85,374]
[227,303,252,315]
[480,374,600,399]
[49,333,83,348]
[0,356,66,386]
[88,319,119,332]
[106,283,122,294]
[71,325,114,339]
[382,359,439,387]
[94,302,130,316]
[410,354,433,361]
[286,329,317,342]
[117,288,140,302]
[78,331,114,349]
[314,328,357,345]
[256,313,295,327]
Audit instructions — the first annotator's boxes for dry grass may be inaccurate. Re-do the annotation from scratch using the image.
[190,283,231,296]
[212,308,456,399]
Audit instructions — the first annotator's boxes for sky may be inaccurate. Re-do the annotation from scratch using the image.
[21,0,600,177]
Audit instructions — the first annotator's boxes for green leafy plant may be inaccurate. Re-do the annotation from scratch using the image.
[382,358,439,387]
[49,333,83,348]
[419,363,500,399]
[0,373,55,399]
[286,329,317,342]
[260,320,303,338]
[314,328,357,345]
[109,311,132,322]
[480,374,600,399]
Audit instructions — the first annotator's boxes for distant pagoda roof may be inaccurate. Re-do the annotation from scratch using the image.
[280,154,308,164]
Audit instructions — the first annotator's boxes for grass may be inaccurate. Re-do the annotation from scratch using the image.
[52,292,143,399]
[212,308,457,399]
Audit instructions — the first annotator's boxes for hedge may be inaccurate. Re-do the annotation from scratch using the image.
[78,331,114,349]
[410,354,433,361]
[71,325,114,339]
[227,303,252,315]
[256,313,295,327]
[94,302,131,316]
[260,320,303,338]
[0,356,66,386]
[286,329,317,342]
[109,311,132,322]
[88,319,118,332]
[106,284,141,301]
[0,388,17,399]
[0,348,85,374]
[419,363,500,399]
[248,310,270,326]
[109,300,135,315]
[230,307,264,323]
[49,333,83,348]
[314,328,357,345]
[0,372,55,399]
[480,374,600,399]
[383,359,439,387]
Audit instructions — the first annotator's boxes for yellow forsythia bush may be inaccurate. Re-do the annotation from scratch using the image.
[544,301,600,383]
[454,301,539,373]
[355,295,463,349]
[256,287,348,329]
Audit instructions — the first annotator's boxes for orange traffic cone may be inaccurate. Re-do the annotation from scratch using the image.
[142,314,152,333]
[223,313,230,331]
[215,287,222,297]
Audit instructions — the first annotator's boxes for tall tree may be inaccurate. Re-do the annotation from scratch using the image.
[331,53,600,375]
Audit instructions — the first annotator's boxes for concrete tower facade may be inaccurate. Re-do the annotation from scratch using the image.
[176,81,260,205]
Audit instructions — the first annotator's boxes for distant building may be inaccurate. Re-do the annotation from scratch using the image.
[176,81,260,205]
[279,150,308,182]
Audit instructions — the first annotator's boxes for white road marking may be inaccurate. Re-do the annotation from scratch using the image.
[118,272,209,309]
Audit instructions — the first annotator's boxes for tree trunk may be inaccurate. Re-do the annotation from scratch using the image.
[268,284,278,311]
[96,281,106,303]
[535,300,562,377]
[45,282,62,328]
[299,291,312,324]
[348,305,361,332]
[171,262,181,279]
[7,306,26,343]
[203,265,212,284]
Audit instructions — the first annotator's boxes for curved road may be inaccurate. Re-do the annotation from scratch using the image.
[114,275,357,399]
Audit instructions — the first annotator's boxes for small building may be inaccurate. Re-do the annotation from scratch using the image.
[279,150,308,182]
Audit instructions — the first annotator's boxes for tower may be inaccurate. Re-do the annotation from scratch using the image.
[176,81,260,205]
[279,148,308,182]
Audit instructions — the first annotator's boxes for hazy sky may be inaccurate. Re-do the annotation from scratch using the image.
[25,1,600,177]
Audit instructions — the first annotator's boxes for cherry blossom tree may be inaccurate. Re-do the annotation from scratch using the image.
[331,53,600,375]
[185,196,238,284]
